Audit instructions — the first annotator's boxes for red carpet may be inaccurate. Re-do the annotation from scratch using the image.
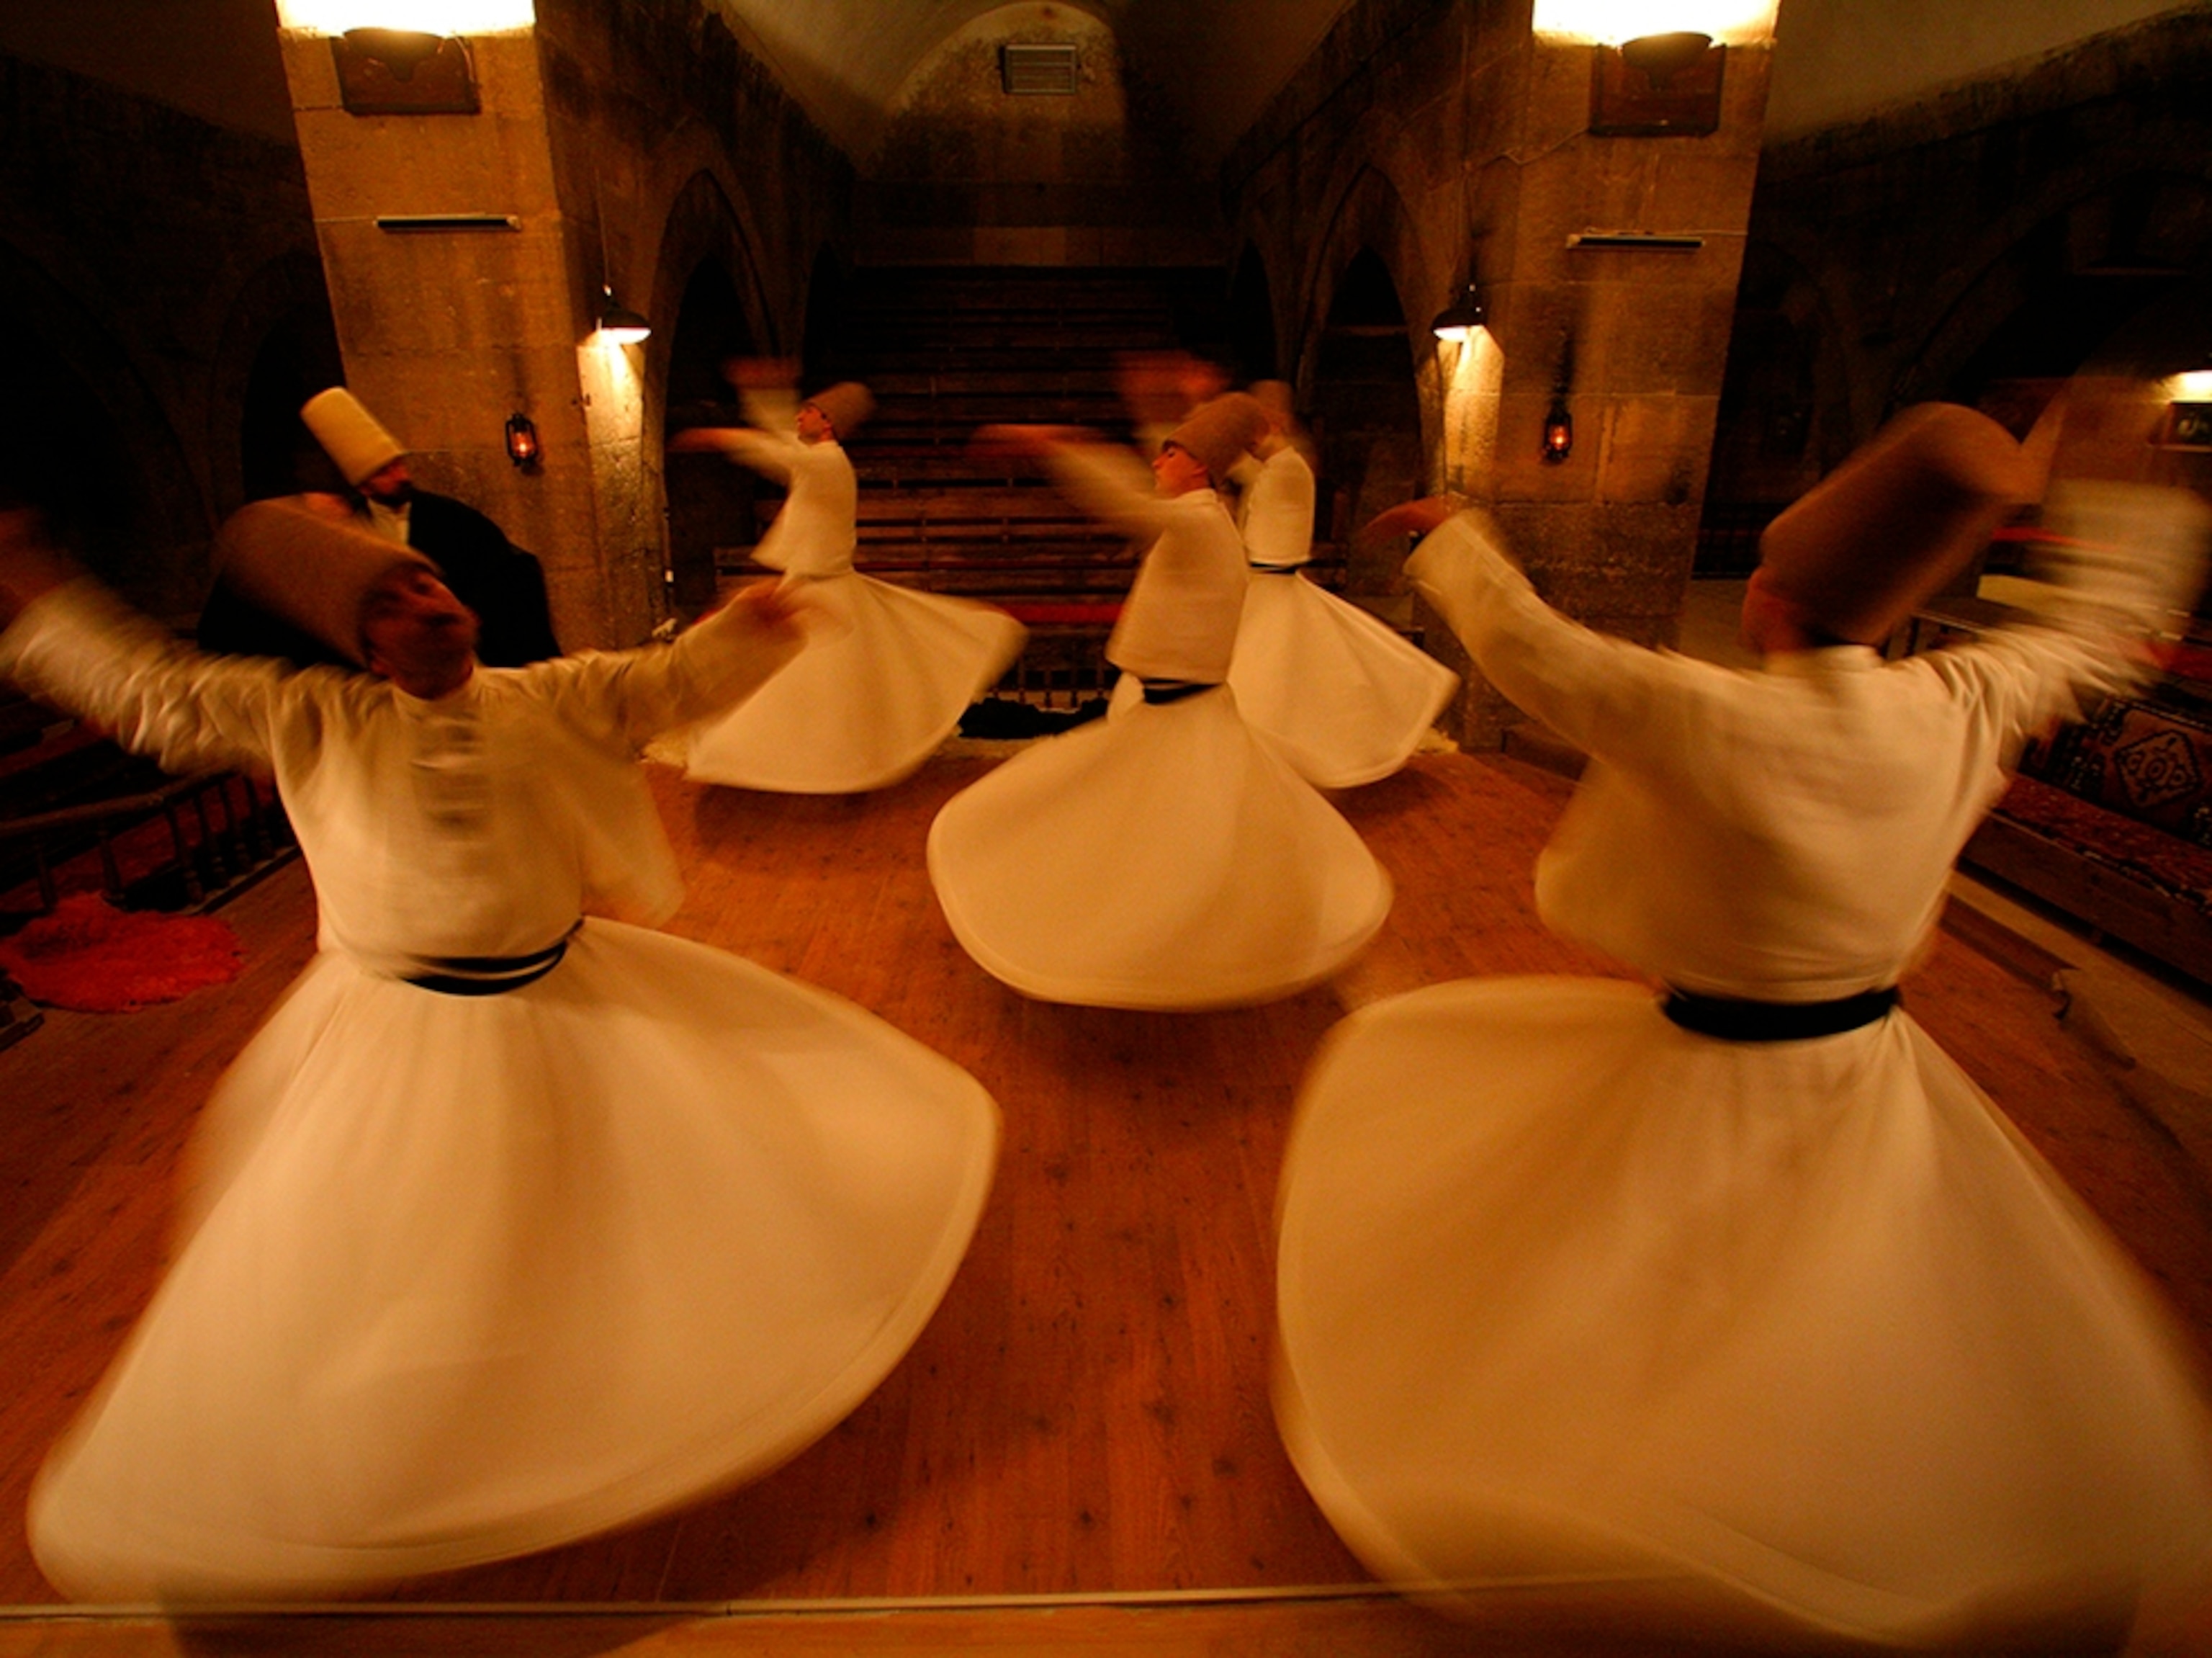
[0,894,243,1013]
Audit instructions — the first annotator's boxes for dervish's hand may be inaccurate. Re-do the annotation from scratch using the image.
[723,577,809,642]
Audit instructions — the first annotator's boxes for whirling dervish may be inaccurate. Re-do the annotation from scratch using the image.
[1,499,1000,1603]
[1220,382,1457,788]
[670,361,1026,793]
[1272,401,2212,1650]
[927,395,1391,1011]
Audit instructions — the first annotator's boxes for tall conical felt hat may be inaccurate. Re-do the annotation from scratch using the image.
[1756,403,2041,645]
[212,498,436,666]
[1165,392,1269,482]
[300,387,405,488]
[803,382,875,440]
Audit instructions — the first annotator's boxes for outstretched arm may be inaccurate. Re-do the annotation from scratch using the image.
[534,578,810,748]
[1,511,292,775]
[1925,480,2212,743]
[1372,499,1697,762]
[974,425,1172,539]
[666,359,806,479]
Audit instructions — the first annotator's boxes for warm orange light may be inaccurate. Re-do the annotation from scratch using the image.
[276,1,534,30]
[1532,0,1775,45]
[1542,399,1574,463]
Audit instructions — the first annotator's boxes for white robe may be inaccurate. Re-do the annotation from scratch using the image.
[1273,490,2212,1649]
[1222,447,1458,788]
[1,586,1000,1602]
[927,447,1390,1010]
[680,389,1025,793]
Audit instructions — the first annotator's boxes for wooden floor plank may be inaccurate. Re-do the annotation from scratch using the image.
[2,750,2208,1644]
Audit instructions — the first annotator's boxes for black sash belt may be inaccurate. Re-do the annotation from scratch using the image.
[404,924,579,997]
[1662,985,1899,1042]
[1249,563,1303,575]
[1141,678,1223,705]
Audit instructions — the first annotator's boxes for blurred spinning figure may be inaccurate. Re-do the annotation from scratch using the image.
[1220,382,1457,788]
[670,362,1025,793]
[929,396,1390,1009]
[1,501,999,1601]
[1273,404,2212,1649]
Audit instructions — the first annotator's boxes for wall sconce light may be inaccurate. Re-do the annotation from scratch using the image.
[596,288,651,346]
[1591,30,1725,136]
[1430,280,1487,343]
[332,28,480,115]
[2161,357,2212,449]
[504,412,540,469]
[1542,398,1574,463]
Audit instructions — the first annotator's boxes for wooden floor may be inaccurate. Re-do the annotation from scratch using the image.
[4,750,2211,1653]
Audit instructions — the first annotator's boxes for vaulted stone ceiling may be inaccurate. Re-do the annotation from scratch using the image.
[706,0,1360,166]
[0,0,2191,154]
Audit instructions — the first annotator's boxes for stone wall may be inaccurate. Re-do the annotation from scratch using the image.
[277,1,852,649]
[1710,7,2212,519]
[1222,0,1771,745]
[0,50,330,622]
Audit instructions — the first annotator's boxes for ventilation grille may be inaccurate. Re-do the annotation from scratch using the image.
[1002,43,1079,95]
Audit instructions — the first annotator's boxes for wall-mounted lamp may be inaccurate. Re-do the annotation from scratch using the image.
[1591,30,1725,136]
[1541,332,1575,463]
[596,288,651,346]
[1542,398,1574,464]
[1430,280,1487,343]
[332,28,479,115]
[504,412,540,469]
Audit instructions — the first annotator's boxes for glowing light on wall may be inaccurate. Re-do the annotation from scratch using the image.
[1532,0,1776,45]
[276,0,534,33]
[2167,369,2212,402]
[1441,328,1506,496]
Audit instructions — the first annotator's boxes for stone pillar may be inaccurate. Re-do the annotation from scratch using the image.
[275,22,660,648]
[1429,18,1773,745]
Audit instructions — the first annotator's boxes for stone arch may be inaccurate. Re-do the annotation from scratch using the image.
[207,250,344,516]
[1309,246,1426,599]
[652,168,776,615]
[1227,241,1279,385]
[1699,237,1855,569]
[799,243,854,387]
[0,238,204,619]
[1292,158,1431,388]
[1910,171,2211,414]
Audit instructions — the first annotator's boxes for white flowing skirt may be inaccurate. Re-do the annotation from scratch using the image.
[30,920,999,1603]
[927,686,1390,1010]
[1275,978,2212,1650]
[1226,573,1457,789]
[685,574,1025,794]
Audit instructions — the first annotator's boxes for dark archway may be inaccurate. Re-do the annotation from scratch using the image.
[663,256,763,614]
[0,241,202,619]
[1936,174,2208,408]
[209,250,343,519]
[1228,244,1278,384]
[1310,248,1421,595]
[1699,240,1845,573]
[238,303,346,504]
[799,243,852,389]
